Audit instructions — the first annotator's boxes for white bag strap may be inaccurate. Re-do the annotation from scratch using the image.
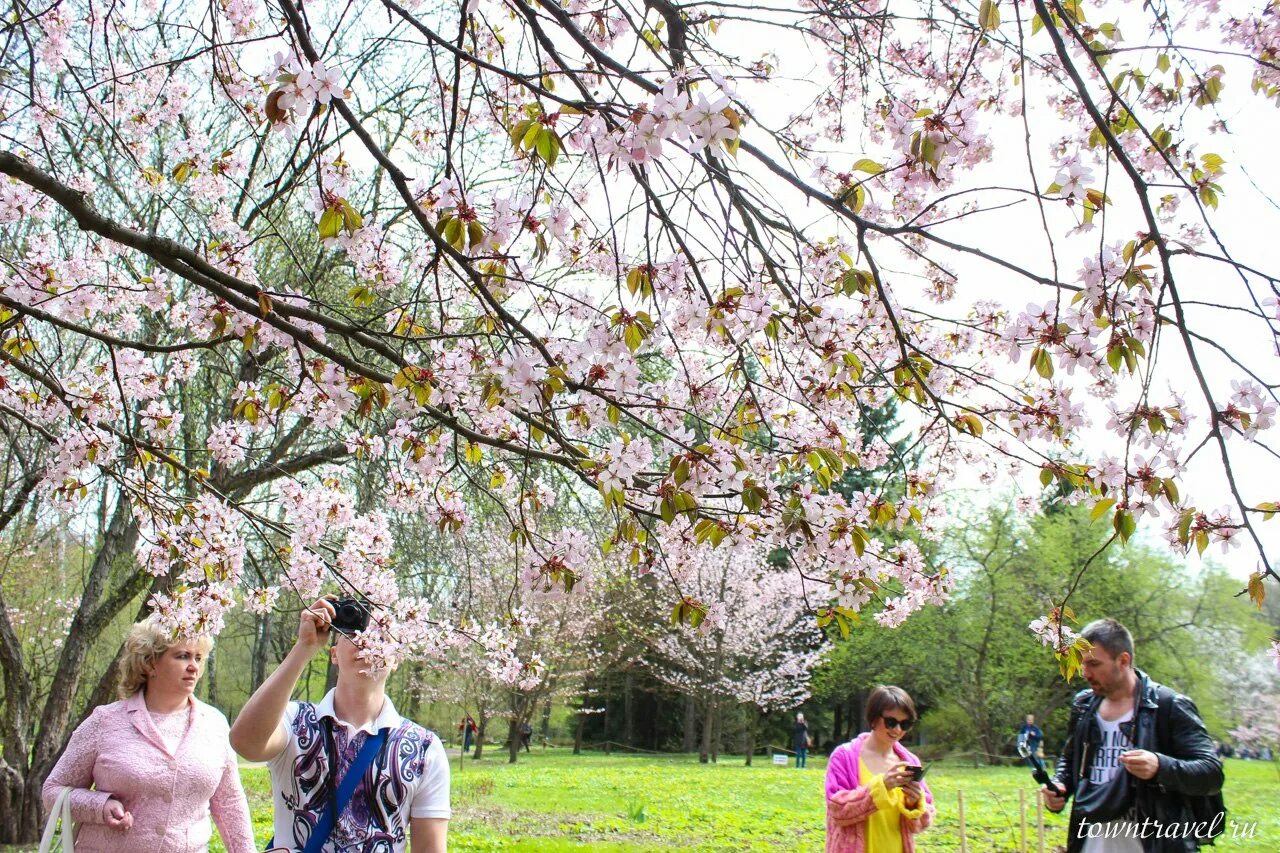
[37,786,74,853]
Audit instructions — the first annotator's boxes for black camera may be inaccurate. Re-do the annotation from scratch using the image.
[1018,741,1065,796]
[330,598,371,634]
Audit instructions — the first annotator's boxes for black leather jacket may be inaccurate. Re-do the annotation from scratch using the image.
[1052,669,1224,852]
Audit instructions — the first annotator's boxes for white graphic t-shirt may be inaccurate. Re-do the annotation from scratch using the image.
[1080,709,1143,853]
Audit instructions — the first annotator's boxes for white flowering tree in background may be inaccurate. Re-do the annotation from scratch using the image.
[1227,648,1280,759]
[418,516,610,763]
[2,0,1280,839]
[646,539,826,764]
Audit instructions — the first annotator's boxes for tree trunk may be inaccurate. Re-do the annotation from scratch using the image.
[401,662,422,722]
[323,655,338,695]
[623,669,635,747]
[833,702,843,746]
[682,693,697,752]
[698,696,714,764]
[847,692,864,741]
[507,718,520,764]
[473,715,487,761]
[250,610,272,693]
[710,702,721,763]
[206,645,219,708]
[0,772,43,847]
[573,710,585,755]
[743,711,757,766]
[1,497,144,844]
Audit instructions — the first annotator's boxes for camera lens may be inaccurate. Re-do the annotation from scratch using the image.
[331,598,371,633]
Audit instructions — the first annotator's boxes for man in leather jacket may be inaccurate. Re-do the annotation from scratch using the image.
[1042,619,1223,852]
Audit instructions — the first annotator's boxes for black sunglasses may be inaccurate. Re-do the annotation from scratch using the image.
[882,715,915,732]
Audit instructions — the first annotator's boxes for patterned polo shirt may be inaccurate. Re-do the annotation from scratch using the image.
[266,690,449,852]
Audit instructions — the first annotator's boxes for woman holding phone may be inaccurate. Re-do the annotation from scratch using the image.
[824,685,934,852]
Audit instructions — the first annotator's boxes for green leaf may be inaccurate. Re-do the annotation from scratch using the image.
[1090,498,1117,522]
[1032,347,1054,379]
[510,119,533,147]
[521,121,541,150]
[340,199,363,233]
[979,0,1001,31]
[1248,572,1266,609]
[318,207,343,240]
[660,498,675,525]
[1113,509,1137,543]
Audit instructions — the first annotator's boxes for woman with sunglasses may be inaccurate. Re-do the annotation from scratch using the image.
[825,685,934,852]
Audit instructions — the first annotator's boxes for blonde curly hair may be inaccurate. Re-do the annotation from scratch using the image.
[118,618,213,699]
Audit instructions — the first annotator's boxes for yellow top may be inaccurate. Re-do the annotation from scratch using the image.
[858,756,928,853]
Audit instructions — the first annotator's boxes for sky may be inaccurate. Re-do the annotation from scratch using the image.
[708,2,1280,579]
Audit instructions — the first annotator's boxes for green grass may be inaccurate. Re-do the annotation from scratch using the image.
[6,752,1274,850]
[205,751,1278,852]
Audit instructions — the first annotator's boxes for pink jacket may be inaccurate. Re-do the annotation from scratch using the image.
[825,733,935,853]
[42,691,255,853]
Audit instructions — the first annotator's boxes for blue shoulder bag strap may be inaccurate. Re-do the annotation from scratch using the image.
[279,725,387,853]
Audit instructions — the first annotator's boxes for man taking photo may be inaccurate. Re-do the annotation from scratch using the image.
[231,597,450,853]
[1043,618,1223,852]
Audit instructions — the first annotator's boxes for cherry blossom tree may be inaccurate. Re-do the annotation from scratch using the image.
[413,511,611,762]
[3,0,1280,839]
[1226,648,1280,759]
[646,538,826,764]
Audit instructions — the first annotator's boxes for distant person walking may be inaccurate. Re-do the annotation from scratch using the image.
[459,715,477,754]
[1018,712,1044,763]
[824,685,934,852]
[794,713,812,768]
[520,721,533,752]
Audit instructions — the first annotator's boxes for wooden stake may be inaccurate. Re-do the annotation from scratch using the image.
[1020,788,1028,853]
[1037,789,1046,853]
[958,789,968,853]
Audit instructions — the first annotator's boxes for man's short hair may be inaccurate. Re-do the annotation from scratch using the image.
[865,685,917,727]
[1081,618,1135,662]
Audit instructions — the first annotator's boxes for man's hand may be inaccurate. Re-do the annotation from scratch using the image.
[1042,784,1067,813]
[297,597,336,652]
[1120,749,1159,780]
[104,798,133,830]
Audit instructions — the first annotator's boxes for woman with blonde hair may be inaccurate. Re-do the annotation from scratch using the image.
[42,617,254,851]
[825,685,934,852]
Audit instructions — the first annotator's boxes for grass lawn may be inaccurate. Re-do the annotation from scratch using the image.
[204,751,1276,852]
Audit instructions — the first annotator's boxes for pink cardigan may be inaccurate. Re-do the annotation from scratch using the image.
[825,733,935,853]
[42,691,255,852]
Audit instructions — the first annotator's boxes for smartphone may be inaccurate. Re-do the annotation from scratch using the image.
[904,764,927,781]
